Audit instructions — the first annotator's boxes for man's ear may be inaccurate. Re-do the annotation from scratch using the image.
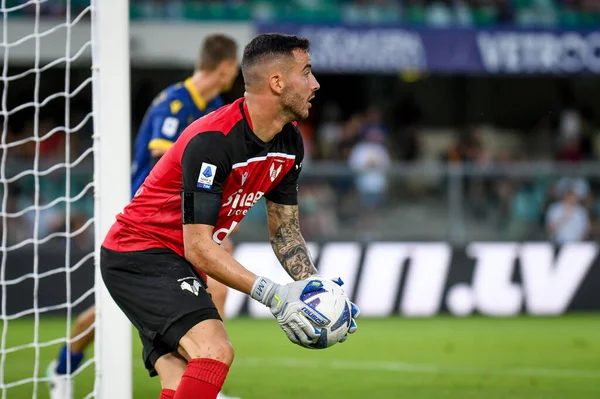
[269,73,284,94]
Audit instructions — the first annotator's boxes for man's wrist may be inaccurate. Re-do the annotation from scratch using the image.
[251,276,275,305]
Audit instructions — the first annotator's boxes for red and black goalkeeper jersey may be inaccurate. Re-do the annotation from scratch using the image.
[103,98,304,258]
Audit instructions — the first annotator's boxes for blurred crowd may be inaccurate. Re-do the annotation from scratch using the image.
[438,116,600,244]
[11,0,600,27]
[287,93,600,243]
[442,101,600,243]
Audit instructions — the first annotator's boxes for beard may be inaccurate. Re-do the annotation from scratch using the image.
[281,86,309,121]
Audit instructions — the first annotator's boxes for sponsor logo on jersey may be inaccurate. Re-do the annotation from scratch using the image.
[213,221,239,244]
[212,154,295,245]
[197,162,217,189]
[222,189,265,217]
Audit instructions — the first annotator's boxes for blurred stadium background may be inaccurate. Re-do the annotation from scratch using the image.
[2,0,600,398]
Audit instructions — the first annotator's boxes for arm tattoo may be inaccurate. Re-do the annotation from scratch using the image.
[266,200,318,281]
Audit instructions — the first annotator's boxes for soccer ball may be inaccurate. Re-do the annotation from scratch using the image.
[298,278,353,349]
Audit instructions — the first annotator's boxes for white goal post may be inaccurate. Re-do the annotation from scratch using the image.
[92,0,132,398]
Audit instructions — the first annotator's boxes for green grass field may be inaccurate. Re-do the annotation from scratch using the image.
[2,315,599,399]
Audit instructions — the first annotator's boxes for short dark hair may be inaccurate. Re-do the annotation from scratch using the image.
[241,33,310,79]
[197,34,238,71]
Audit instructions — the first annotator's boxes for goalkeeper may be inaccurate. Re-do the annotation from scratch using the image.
[47,34,242,399]
[100,33,357,399]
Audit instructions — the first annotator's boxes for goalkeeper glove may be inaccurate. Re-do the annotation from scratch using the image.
[251,276,321,346]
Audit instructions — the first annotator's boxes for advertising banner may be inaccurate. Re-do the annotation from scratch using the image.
[4,242,599,317]
[224,242,600,318]
[257,23,600,74]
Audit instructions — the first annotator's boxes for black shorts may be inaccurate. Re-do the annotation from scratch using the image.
[100,246,221,376]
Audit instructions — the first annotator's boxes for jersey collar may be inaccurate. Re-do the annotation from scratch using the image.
[184,78,207,111]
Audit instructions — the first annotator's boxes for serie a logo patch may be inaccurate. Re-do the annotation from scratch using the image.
[197,162,217,189]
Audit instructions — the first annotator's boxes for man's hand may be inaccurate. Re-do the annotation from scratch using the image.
[251,276,320,346]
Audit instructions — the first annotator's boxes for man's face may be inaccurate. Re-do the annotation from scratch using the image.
[219,59,240,92]
[280,49,320,120]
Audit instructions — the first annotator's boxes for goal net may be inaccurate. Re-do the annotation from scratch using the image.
[0,0,131,398]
